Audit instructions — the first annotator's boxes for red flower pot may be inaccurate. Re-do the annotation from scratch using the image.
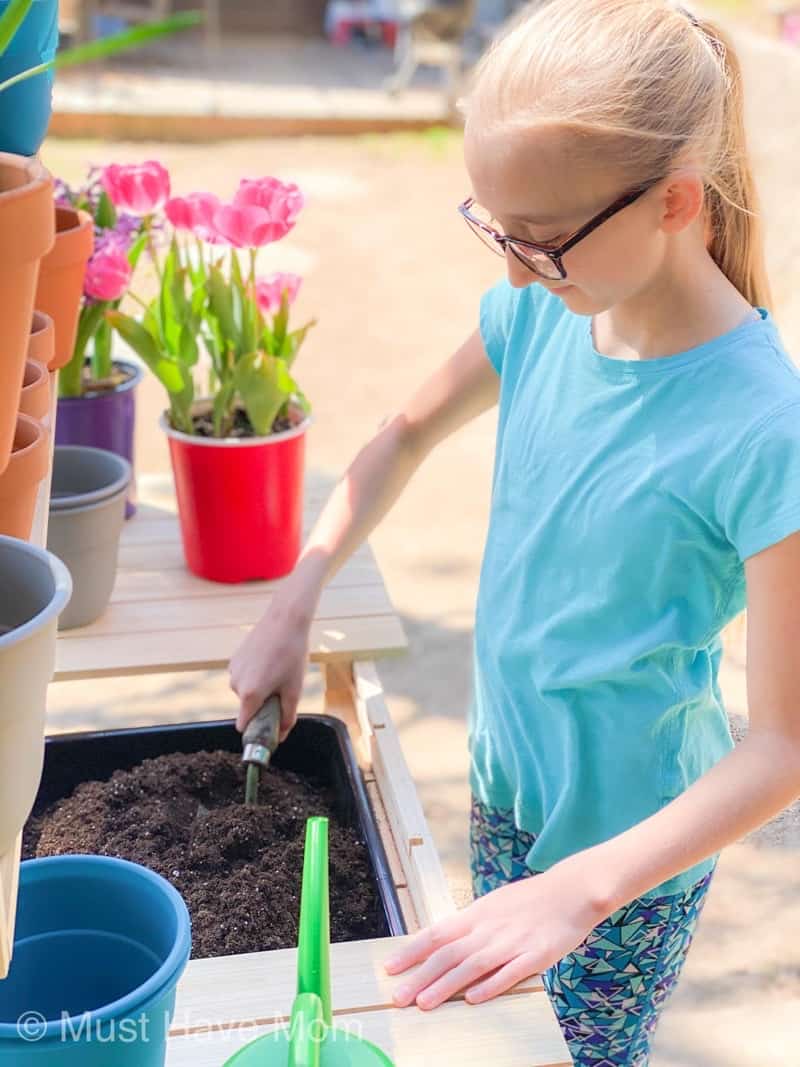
[160,412,311,583]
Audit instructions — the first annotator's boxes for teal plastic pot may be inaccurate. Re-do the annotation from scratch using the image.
[0,0,59,156]
[0,855,192,1065]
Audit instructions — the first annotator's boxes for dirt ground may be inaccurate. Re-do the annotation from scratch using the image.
[39,19,800,1067]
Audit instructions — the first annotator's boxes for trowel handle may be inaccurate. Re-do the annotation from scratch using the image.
[242,693,282,767]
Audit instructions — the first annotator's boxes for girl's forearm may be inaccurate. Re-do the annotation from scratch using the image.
[571,729,800,916]
[275,416,423,623]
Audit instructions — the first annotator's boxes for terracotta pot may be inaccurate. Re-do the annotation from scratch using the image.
[34,206,94,372]
[19,359,51,425]
[0,153,54,477]
[28,309,55,367]
[0,414,49,540]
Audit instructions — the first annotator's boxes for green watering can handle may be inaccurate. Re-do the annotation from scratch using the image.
[296,816,332,1026]
[288,992,324,1067]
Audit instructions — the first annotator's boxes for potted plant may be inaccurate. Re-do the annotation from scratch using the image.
[47,163,165,518]
[108,175,318,583]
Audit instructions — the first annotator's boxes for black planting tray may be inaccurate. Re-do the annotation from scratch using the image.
[26,714,406,938]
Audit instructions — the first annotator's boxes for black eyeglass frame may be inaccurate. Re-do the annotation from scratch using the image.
[458,178,663,280]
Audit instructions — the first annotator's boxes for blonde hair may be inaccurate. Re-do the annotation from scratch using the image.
[462,0,772,309]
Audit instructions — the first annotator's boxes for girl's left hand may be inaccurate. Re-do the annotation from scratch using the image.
[384,856,610,1010]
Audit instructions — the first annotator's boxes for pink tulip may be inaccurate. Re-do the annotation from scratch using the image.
[234,177,304,242]
[212,203,278,249]
[255,272,303,316]
[166,192,222,243]
[84,247,133,302]
[101,161,171,216]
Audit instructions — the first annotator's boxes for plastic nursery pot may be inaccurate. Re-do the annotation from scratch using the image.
[0,854,191,1067]
[0,414,49,540]
[47,446,132,630]
[18,359,50,424]
[160,409,312,583]
[34,206,94,372]
[28,310,55,368]
[0,535,71,858]
[0,0,59,157]
[56,359,143,519]
[0,154,54,476]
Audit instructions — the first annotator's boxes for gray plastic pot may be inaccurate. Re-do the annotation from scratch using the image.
[0,536,72,857]
[47,446,132,631]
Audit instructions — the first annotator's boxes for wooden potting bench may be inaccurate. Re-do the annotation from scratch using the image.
[1,457,572,1065]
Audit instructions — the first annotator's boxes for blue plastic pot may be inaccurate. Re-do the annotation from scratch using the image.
[0,855,192,1065]
[0,0,59,156]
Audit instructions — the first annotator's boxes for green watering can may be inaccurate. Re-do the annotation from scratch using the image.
[223,816,396,1067]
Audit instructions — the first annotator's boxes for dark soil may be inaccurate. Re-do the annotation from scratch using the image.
[21,750,388,959]
[190,401,307,439]
[79,360,136,395]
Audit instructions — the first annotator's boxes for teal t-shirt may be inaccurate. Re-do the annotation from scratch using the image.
[471,277,800,898]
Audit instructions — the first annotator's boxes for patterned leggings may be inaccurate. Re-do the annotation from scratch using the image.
[470,796,716,1066]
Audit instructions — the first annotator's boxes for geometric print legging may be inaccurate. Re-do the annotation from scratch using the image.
[470,796,717,1067]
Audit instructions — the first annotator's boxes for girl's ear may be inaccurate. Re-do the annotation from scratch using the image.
[659,171,706,236]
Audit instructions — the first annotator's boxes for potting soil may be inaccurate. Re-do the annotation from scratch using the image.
[22,749,388,958]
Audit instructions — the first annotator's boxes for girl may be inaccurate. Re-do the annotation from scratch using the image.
[229,0,800,1062]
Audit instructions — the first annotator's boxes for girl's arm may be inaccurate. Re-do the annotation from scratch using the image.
[269,326,500,620]
[230,327,499,729]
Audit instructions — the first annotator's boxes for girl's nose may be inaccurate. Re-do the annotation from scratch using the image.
[505,247,538,289]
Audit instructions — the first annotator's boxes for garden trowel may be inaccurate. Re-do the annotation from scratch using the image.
[222,816,395,1067]
[242,694,282,807]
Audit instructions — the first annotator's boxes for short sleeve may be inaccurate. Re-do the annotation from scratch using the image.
[722,400,800,560]
[479,277,521,376]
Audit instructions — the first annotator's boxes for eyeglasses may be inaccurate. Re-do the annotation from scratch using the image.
[458,179,662,281]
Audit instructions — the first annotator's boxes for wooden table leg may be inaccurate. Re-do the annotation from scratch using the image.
[320,658,455,931]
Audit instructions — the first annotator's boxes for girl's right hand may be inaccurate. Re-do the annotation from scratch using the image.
[229,599,313,740]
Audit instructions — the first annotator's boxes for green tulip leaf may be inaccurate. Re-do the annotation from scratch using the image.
[0,12,203,94]
[0,0,32,57]
[282,317,317,370]
[106,310,185,394]
[208,264,237,347]
[234,351,291,436]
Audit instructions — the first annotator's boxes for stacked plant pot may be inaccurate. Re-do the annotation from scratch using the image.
[0,154,52,539]
[47,445,132,630]
[0,149,89,961]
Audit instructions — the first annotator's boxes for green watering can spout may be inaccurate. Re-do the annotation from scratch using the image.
[223,816,395,1067]
[296,817,333,1028]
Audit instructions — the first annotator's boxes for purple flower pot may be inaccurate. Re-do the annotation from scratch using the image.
[55,360,141,519]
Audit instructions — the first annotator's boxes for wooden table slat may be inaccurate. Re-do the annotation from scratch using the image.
[55,615,409,681]
[57,584,395,642]
[168,989,568,1067]
[172,938,544,1033]
[117,538,375,580]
